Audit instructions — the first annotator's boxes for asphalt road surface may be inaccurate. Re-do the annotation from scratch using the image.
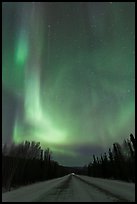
[2,174,135,202]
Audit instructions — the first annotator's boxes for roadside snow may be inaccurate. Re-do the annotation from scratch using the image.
[76,175,135,202]
[2,175,69,202]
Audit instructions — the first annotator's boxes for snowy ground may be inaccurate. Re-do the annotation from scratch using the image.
[2,174,135,202]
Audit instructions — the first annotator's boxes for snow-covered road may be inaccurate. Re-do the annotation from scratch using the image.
[2,174,135,202]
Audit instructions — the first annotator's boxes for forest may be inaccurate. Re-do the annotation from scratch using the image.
[87,134,135,182]
[2,134,135,192]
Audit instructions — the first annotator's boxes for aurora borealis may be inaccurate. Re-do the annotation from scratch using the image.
[2,2,135,166]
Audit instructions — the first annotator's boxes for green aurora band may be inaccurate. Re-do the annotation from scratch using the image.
[2,2,135,165]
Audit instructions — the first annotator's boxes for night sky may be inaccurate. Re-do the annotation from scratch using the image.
[2,2,135,166]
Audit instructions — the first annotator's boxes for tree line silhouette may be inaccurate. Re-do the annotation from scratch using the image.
[2,133,135,192]
[87,134,135,182]
[2,141,68,192]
